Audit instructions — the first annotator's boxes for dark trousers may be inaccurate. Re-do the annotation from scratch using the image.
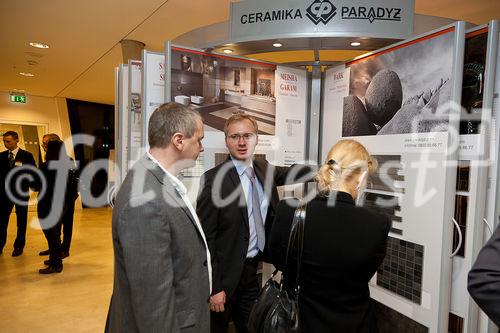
[211,260,261,333]
[57,199,75,253]
[0,198,28,251]
[42,223,62,268]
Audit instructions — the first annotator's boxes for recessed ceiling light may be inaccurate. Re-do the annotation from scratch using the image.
[223,43,234,46]
[19,72,35,77]
[273,42,283,48]
[351,42,361,47]
[223,49,233,54]
[29,42,49,49]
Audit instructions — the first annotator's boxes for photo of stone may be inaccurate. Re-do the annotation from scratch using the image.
[342,95,377,136]
[343,31,454,136]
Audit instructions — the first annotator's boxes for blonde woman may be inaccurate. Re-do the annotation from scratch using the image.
[268,139,391,333]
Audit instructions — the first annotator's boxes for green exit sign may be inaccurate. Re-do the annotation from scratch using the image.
[10,94,26,103]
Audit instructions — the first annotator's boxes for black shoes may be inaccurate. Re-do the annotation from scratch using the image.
[12,248,23,257]
[39,249,50,256]
[39,266,63,274]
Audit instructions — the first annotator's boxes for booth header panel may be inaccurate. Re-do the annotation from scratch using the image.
[230,0,415,41]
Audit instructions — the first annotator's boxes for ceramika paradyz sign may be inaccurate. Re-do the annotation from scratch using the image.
[230,0,414,40]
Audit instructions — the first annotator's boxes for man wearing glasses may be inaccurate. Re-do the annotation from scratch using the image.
[197,113,314,333]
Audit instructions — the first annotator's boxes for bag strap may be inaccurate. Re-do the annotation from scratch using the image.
[284,201,307,293]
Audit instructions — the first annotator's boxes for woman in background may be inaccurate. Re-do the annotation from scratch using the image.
[268,139,391,333]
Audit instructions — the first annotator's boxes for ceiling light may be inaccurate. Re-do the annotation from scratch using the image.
[29,42,49,49]
[273,42,283,48]
[351,42,361,47]
[19,72,35,77]
[223,49,233,54]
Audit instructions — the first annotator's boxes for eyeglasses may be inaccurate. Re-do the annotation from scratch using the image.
[227,133,256,142]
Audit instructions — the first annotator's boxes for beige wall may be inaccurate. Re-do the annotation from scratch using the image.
[0,92,75,157]
[0,91,82,210]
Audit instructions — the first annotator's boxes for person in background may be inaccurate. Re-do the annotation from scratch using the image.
[106,102,211,332]
[0,131,36,257]
[269,139,391,333]
[35,140,78,274]
[197,113,314,333]
[38,133,77,259]
[468,223,500,326]
[41,133,61,155]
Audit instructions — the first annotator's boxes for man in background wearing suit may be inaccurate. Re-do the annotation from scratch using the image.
[0,131,36,256]
[468,223,500,327]
[106,102,212,333]
[197,113,314,333]
[38,133,77,259]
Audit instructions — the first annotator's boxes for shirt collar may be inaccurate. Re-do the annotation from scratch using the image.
[146,152,187,196]
[230,156,253,177]
[10,147,19,155]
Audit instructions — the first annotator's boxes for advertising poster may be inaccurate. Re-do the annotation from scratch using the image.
[128,60,142,170]
[323,26,459,333]
[141,51,165,150]
[167,46,308,202]
[274,65,308,166]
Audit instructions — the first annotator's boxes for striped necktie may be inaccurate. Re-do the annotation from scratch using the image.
[8,151,14,168]
[245,166,265,252]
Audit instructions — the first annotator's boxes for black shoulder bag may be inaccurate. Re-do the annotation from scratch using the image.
[248,201,307,333]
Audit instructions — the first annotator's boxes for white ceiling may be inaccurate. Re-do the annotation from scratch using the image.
[0,0,499,105]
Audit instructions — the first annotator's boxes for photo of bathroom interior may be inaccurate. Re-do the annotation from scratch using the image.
[171,49,277,135]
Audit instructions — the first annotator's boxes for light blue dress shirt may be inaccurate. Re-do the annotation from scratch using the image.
[231,157,269,258]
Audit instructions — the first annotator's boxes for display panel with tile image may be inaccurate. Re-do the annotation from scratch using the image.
[376,237,424,304]
[180,152,205,178]
[364,154,405,234]
[171,47,277,135]
[364,192,403,235]
[323,23,463,333]
[369,155,405,193]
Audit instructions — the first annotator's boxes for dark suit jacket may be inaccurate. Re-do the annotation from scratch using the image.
[196,158,314,298]
[106,155,210,333]
[0,148,36,200]
[468,224,500,327]
[269,192,391,333]
[35,159,77,224]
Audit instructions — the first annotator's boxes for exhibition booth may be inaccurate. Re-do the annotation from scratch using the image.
[114,1,500,332]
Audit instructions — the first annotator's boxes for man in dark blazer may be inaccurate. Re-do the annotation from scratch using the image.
[196,114,314,333]
[468,223,500,327]
[106,102,212,333]
[0,130,36,256]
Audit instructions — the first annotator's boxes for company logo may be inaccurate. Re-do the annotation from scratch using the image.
[341,7,401,23]
[306,0,337,25]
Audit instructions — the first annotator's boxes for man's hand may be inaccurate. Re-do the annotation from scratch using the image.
[210,291,226,312]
